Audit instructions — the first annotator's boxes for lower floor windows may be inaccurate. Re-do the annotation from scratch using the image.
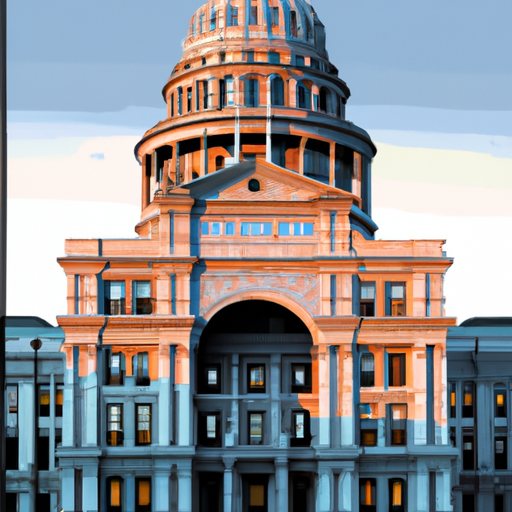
[199,411,221,447]
[389,479,405,512]
[6,493,17,512]
[290,410,311,447]
[495,431,508,470]
[360,477,406,512]
[360,478,376,512]
[108,477,123,512]
[462,428,475,470]
[360,403,377,447]
[390,404,407,446]
[136,478,151,512]
[108,404,124,446]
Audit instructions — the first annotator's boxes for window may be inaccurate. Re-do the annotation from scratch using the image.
[462,495,475,512]
[388,353,406,387]
[250,5,258,25]
[107,404,124,446]
[200,364,221,394]
[291,410,311,447]
[105,281,126,315]
[278,222,313,236]
[6,385,18,470]
[386,282,405,316]
[360,353,375,387]
[136,404,151,445]
[109,352,125,385]
[241,222,272,236]
[199,13,204,33]
[133,352,150,386]
[225,75,234,105]
[249,412,264,445]
[462,428,475,470]
[225,222,235,235]
[245,50,255,63]
[297,84,310,109]
[187,87,192,112]
[389,479,405,512]
[170,93,175,117]
[360,404,377,447]
[132,281,152,315]
[135,478,151,512]
[462,381,474,418]
[295,55,305,67]
[202,81,209,109]
[495,430,508,470]
[449,381,456,418]
[210,4,216,30]
[107,477,123,512]
[290,11,298,37]
[199,411,221,447]
[245,78,259,107]
[248,364,266,393]
[390,404,407,446]
[56,386,63,416]
[291,363,312,393]
[360,282,375,316]
[6,493,17,512]
[230,6,238,26]
[268,51,280,64]
[270,76,284,106]
[39,386,50,417]
[359,479,376,512]
[495,384,507,418]
[271,7,279,26]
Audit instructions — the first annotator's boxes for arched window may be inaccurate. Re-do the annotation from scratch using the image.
[270,76,285,106]
[297,83,311,109]
[107,477,123,512]
[245,78,260,107]
[361,353,375,387]
[319,87,332,113]
[360,478,376,512]
[216,156,225,171]
[389,479,405,512]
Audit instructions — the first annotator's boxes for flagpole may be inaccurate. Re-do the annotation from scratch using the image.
[0,0,8,507]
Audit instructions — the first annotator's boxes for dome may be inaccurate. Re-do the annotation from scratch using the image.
[183,0,327,57]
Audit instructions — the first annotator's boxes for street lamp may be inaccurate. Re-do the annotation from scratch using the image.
[30,338,43,511]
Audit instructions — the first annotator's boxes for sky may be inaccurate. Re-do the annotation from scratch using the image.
[5,0,512,324]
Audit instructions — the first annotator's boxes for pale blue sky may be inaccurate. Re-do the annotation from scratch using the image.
[7,0,512,113]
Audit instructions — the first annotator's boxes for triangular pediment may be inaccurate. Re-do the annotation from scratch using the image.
[182,159,354,203]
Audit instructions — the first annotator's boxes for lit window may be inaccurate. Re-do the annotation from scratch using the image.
[133,352,150,386]
[109,352,124,386]
[107,477,123,512]
[495,384,507,418]
[360,282,375,317]
[132,281,152,315]
[136,404,151,446]
[248,364,266,393]
[105,281,126,315]
[386,282,405,316]
[389,479,404,511]
[390,404,407,446]
[291,410,311,447]
[360,404,377,447]
[250,484,265,506]
[291,363,312,393]
[462,381,474,418]
[187,87,192,113]
[135,478,151,512]
[199,411,221,447]
[107,404,124,446]
[360,478,376,511]
[56,386,64,416]
[249,412,264,445]
[361,353,375,387]
[39,386,50,417]
[200,364,221,394]
[388,354,406,387]
[449,381,456,418]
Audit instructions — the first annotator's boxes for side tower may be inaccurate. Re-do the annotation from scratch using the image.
[57,1,457,511]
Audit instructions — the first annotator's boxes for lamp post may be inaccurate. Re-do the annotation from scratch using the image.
[30,338,43,511]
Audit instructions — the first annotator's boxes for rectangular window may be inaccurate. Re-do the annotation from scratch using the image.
[241,222,272,236]
[291,363,312,393]
[105,281,126,315]
[245,78,259,106]
[210,5,217,30]
[295,55,305,67]
[225,75,234,105]
[136,404,151,445]
[248,364,266,393]
[199,13,204,33]
[462,428,475,470]
[271,7,279,26]
[199,411,221,447]
[135,478,151,512]
[170,93,175,117]
[107,404,124,446]
[495,429,508,470]
[462,381,474,418]
[109,352,124,386]
[386,282,406,316]
[360,404,377,447]
[278,222,290,236]
[6,385,18,424]
[39,386,50,417]
[361,353,375,387]
[133,352,150,386]
[225,222,235,235]
[6,385,18,471]
[200,364,221,394]
[389,479,405,512]
[132,281,152,315]
[211,222,221,236]
[495,386,507,418]
[249,412,264,445]
[360,282,375,317]
[359,479,376,512]
[268,51,280,64]
[291,410,310,447]
[250,6,258,25]
[201,222,209,235]
[56,386,64,416]
[290,11,298,37]
[293,222,314,236]
[108,478,123,512]
[390,404,407,446]
[230,6,238,26]
[187,86,192,113]
[388,354,406,387]
[449,381,456,418]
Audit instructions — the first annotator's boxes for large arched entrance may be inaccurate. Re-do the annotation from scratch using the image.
[194,300,316,512]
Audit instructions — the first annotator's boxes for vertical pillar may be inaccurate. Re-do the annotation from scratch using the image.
[426,345,434,444]
[329,142,335,186]
[275,459,288,512]
[155,471,170,512]
[317,466,332,512]
[60,468,75,512]
[223,458,236,512]
[178,466,192,512]
[82,463,99,512]
[318,345,330,446]
[125,475,135,512]
[299,137,307,175]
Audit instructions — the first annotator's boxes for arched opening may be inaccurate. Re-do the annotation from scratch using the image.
[270,75,285,106]
[196,300,314,448]
[319,87,332,114]
[215,155,225,171]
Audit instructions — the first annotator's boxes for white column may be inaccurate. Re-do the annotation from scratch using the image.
[155,472,170,512]
[18,381,34,471]
[223,459,235,512]
[158,378,171,445]
[83,464,98,512]
[275,459,288,512]
[62,368,74,447]
[178,467,192,512]
[84,372,98,446]
[318,346,330,446]
[176,384,191,446]
[317,469,331,512]
[338,470,353,512]
[60,468,75,511]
